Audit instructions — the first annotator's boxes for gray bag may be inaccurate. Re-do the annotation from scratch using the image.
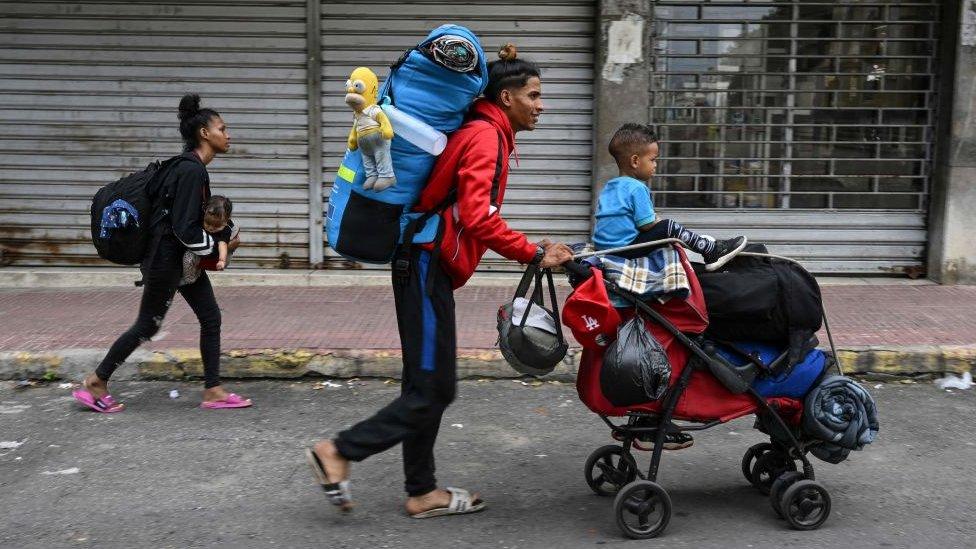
[497,265,568,377]
[600,315,671,406]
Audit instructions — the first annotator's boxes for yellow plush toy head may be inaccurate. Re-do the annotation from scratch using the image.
[344,67,379,111]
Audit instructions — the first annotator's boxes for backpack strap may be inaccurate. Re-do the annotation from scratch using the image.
[470,118,506,210]
[384,44,421,107]
[394,122,506,295]
[148,154,190,230]
[136,155,194,284]
[394,188,456,291]
[486,126,504,211]
[391,45,417,72]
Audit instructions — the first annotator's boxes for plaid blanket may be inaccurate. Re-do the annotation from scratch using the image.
[573,243,690,305]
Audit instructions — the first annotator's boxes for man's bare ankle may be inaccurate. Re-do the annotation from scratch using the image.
[315,440,344,462]
[406,489,452,512]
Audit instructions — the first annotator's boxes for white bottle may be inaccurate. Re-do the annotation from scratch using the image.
[380,104,448,156]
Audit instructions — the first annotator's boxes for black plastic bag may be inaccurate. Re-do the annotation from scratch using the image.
[600,316,671,406]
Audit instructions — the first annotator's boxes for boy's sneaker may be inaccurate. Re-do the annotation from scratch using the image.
[703,236,748,271]
[612,431,695,451]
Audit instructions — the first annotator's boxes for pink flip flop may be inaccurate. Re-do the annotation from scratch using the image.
[200,393,252,410]
[72,389,125,413]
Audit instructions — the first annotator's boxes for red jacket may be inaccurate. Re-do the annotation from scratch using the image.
[416,99,537,289]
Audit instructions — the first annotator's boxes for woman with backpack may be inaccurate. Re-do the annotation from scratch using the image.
[73,94,251,412]
[306,43,573,518]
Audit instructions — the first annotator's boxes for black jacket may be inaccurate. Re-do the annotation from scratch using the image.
[149,152,231,257]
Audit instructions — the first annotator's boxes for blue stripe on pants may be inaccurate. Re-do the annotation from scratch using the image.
[417,251,436,372]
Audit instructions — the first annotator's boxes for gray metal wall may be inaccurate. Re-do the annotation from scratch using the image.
[320,0,597,270]
[0,0,310,268]
[1,0,941,276]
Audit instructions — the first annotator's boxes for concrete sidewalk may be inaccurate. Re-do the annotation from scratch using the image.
[1,272,974,381]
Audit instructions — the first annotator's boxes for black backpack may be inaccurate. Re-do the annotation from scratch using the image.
[89,157,181,265]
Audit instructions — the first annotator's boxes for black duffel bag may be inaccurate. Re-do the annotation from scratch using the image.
[694,244,823,367]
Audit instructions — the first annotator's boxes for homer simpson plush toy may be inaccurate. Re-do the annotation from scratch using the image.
[345,67,395,191]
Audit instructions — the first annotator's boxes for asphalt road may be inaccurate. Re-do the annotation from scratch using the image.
[1,379,972,549]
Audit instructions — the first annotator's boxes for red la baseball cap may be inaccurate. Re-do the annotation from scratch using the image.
[562,267,621,350]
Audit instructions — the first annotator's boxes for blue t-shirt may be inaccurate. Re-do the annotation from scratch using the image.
[592,176,656,250]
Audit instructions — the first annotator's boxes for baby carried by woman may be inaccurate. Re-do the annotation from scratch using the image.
[180,194,238,286]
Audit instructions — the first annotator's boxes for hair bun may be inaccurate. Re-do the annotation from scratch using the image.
[498,43,518,61]
[178,93,201,121]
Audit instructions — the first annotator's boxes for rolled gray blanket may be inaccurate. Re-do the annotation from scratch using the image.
[803,375,879,464]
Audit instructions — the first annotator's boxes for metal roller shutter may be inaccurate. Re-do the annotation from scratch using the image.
[321,0,596,271]
[649,0,940,275]
[0,0,309,268]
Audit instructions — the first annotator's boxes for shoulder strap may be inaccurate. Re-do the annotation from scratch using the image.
[468,118,506,209]
[148,155,191,229]
[396,120,508,295]
[488,127,504,209]
[384,45,419,106]
[138,155,196,281]
[411,120,505,230]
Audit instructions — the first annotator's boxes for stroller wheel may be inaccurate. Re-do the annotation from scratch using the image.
[750,451,797,495]
[584,445,638,497]
[780,480,831,530]
[741,442,773,485]
[769,471,804,518]
[613,480,671,539]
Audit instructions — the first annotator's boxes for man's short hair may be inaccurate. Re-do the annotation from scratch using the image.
[608,123,658,167]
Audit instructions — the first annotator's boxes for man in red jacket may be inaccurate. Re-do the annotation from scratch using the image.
[308,44,573,518]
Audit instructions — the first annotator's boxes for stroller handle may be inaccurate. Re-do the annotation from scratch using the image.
[572,238,686,260]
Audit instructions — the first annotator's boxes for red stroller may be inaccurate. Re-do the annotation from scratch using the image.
[562,244,834,539]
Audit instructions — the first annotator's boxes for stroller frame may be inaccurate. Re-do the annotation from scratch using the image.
[600,286,816,483]
[566,240,836,538]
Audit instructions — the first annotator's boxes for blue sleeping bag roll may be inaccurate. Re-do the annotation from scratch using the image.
[326,24,488,263]
[714,341,829,399]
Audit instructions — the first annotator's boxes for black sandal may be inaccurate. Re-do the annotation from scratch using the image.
[305,447,353,512]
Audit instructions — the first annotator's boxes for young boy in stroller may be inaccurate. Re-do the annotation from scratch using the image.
[590,123,749,451]
[593,123,747,269]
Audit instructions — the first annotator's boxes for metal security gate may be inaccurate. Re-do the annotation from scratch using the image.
[649,0,941,274]
[0,1,309,268]
[320,0,596,271]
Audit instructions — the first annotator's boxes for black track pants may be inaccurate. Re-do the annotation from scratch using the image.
[334,249,457,497]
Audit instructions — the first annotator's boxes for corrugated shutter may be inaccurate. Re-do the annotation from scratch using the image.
[0,0,309,268]
[321,0,596,271]
[661,209,926,275]
[649,0,941,275]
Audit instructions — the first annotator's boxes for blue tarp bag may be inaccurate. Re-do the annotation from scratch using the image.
[326,25,488,263]
[715,341,828,398]
[99,199,140,239]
